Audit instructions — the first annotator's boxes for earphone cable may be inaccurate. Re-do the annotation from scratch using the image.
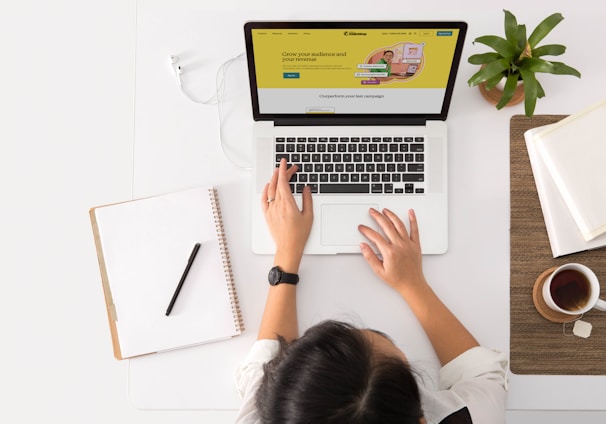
[214,52,251,171]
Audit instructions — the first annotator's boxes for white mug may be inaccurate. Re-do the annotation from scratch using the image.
[542,263,606,315]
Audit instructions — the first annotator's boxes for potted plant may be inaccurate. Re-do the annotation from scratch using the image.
[467,10,581,117]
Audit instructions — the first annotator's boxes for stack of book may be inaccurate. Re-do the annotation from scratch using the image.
[524,98,606,257]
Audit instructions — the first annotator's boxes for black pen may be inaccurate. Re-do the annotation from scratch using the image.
[165,242,201,316]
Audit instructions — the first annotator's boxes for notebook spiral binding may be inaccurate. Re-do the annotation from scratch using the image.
[209,188,245,333]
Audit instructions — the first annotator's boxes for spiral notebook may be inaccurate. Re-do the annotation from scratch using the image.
[89,187,243,360]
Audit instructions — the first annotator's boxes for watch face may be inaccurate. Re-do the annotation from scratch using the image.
[268,266,299,285]
[268,266,281,286]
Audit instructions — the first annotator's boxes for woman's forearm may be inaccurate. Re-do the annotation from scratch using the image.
[257,283,298,342]
[398,282,479,366]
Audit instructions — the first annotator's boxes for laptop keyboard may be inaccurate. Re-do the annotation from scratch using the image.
[274,136,425,195]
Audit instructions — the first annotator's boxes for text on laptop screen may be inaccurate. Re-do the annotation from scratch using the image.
[249,27,462,115]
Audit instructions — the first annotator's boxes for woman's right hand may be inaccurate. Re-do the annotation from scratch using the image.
[262,158,313,272]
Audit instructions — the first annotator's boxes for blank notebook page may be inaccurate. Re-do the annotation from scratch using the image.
[93,187,240,358]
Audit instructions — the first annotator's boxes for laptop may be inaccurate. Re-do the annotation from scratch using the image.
[244,21,467,254]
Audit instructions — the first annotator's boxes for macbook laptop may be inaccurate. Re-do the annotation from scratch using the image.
[244,21,467,254]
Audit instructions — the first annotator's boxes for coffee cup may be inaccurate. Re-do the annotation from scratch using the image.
[542,263,606,315]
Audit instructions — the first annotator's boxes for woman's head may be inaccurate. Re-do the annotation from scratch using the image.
[256,320,423,424]
[383,50,394,62]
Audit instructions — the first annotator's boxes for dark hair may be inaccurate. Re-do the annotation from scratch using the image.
[256,320,422,424]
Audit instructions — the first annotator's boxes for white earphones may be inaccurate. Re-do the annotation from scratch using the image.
[168,54,220,104]
[166,51,251,169]
[167,52,245,104]
[169,55,183,86]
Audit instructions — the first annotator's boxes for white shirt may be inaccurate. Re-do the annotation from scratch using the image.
[234,339,508,424]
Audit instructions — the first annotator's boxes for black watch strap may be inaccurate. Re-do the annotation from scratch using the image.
[268,266,299,286]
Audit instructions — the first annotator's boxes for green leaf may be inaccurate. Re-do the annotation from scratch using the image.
[504,10,518,44]
[485,72,505,90]
[467,58,510,86]
[514,24,527,53]
[473,35,516,59]
[522,58,581,77]
[536,80,546,99]
[496,73,519,109]
[547,61,582,77]
[532,44,566,57]
[519,69,539,116]
[520,57,556,73]
[528,13,564,48]
[468,52,502,65]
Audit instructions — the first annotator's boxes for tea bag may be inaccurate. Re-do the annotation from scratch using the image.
[572,320,592,338]
[563,318,592,338]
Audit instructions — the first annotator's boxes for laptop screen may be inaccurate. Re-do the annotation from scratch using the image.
[244,21,467,124]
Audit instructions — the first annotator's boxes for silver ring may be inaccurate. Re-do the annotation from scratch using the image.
[267,198,275,203]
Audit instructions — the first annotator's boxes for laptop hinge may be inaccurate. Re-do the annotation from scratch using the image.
[273,117,430,126]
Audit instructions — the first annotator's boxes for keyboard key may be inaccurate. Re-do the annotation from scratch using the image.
[371,183,383,193]
[401,174,424,182]
[408,164,424,172]
[320,184,370,193]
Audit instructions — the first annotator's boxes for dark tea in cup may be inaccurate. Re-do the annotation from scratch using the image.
[549,268,591,311]
[542,263,606,315]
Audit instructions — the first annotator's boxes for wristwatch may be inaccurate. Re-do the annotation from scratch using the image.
[268,266,299,286]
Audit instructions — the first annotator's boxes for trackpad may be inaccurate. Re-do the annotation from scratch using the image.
[321,204,377,246]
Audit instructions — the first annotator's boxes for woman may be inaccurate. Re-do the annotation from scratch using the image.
[235,159,507,423]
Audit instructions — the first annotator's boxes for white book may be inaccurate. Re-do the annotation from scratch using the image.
[525,125,606,257]
[532,98,606,241]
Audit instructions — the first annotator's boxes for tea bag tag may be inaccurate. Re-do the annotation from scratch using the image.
[572,320,592,338]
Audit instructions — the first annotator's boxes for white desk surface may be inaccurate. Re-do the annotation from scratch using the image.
[3,0,606,422]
